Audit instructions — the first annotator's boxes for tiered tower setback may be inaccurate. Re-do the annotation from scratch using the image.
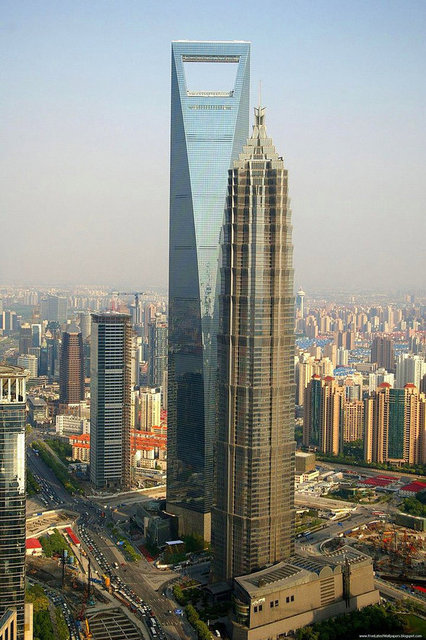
[212,107,295,581]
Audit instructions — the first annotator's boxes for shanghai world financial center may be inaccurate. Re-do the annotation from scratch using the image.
[167,41,250,539]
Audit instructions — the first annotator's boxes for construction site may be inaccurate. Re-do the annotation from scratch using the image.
[325,519,425,588]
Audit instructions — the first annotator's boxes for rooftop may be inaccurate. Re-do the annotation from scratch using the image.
[235,547,371,598]
[0,364,27,377]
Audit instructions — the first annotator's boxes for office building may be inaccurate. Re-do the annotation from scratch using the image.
[211,106,295,581]
[59,325,85,405]
[148,316,167,388]
[77,312,91,341]
[90,313,132,490]
[16,354,38,380]
[0,365,28,639]
[18,324,32,355]
[31,324,42,348]
[368,367,394,393]
[43,294,68,323]
[295,288,305,318]
[167,40,250,538]
[371,336,395,372]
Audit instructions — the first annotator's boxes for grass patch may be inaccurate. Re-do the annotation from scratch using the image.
[403,614,426,636]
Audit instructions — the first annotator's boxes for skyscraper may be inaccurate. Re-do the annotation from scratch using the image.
[18,324,32,355]
[0,365,28,639]
[211,106,295,581]
[148,316,168,388]
[59,325,85,405]
[167,40,250,539]
[295,288,305,318]
[364,382,426,465]
[371,336,395,372]
[319,376,344,456]
[90,313,132,490]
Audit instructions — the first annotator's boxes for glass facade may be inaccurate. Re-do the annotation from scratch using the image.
[90,314,132,490]
[388,388,405,459]
[0,366,27,640]
[167,41,250,529]
[212,108,295,580]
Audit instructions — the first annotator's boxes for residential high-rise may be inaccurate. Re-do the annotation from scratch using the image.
[0,365,28,639]
[320,376,344,455]
[90,313,132,490]
[59,325,85,405]
[303,375,344,454]
[371,336,395,372]
[303,374,322,447]
[211,106,295,581]
[137,388,161,431]
[396,353,426,390]
[167,40,250,539]
[343,400,364,442]
[364,383,426,465]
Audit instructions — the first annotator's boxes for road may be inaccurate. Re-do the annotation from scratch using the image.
[26,440,192,640]
[79,511,191,640]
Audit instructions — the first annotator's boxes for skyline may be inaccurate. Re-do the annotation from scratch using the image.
[1,0,426,291]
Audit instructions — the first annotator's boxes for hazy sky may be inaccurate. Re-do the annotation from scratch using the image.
[1,0,425,291]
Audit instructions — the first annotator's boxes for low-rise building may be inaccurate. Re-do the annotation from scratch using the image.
[27,395,49,426]
[295,452,316,475]
[56,414,89,437]
[25,538,43,557]
[232,547,380,640]
[69,433,90,462]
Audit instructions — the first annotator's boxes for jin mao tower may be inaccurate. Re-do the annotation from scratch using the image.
[212,107,295,581]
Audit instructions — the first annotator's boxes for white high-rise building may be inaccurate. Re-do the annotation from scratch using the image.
[396,354,426,389]
[369,368,395,393]
[17,354,38,379]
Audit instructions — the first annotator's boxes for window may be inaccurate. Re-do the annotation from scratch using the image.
[291,595,294,602]
[259,604,263,612]
[275,600,279,607]
[254,606,257,613]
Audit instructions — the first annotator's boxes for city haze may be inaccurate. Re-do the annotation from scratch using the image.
[1,0,425,290]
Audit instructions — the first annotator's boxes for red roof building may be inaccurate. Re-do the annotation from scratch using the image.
[400,480,426,495]
[26,538,43,556]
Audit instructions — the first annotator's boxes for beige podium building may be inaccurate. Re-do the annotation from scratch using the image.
[232,547,380,640]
